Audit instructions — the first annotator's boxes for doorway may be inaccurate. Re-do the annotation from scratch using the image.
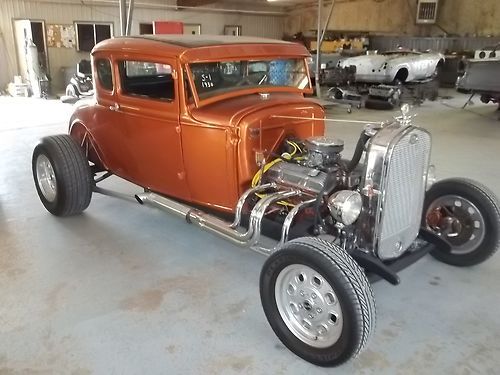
[13,19,49,96]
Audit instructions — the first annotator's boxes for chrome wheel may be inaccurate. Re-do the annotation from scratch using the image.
[275,264,343,348]
[35,154,57,202]
[426,194,486,254]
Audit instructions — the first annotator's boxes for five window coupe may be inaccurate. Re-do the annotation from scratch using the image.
[32,35,499,367]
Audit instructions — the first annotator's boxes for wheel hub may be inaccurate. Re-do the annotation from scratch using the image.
[426,194,485,254]
[275,264,343,348]
[36,154,57,202]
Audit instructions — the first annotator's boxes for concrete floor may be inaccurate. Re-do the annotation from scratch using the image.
[1,92,500,374]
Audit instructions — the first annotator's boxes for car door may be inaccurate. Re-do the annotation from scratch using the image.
[108,55,190,200]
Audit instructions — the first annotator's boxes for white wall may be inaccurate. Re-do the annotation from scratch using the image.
[0,0,286,92]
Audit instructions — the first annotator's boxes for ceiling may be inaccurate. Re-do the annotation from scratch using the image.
[177,0,310,8]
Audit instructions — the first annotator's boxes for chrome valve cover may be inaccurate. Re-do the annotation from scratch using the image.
[265,162,336,194]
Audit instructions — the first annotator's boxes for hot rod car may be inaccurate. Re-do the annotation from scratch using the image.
[32,35,499,367]
[338,50,444,84]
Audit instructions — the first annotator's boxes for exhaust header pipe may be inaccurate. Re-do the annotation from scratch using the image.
[135,187,304,255]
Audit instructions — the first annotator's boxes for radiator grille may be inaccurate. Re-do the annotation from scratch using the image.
[377,128,431,260]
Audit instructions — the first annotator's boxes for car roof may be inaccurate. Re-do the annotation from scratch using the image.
[133,35,292,47]
[92,35,309,61]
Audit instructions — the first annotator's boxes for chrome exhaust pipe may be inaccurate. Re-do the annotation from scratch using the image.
[136,192,250,245]
[136,189,311,255]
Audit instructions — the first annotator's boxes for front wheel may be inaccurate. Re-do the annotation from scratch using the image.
[260,237,376,367]
[423,178,500,266]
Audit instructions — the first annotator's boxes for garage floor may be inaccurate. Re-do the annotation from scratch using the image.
[1,92,500,374]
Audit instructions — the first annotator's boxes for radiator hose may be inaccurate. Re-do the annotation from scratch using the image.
[346,131,371,173]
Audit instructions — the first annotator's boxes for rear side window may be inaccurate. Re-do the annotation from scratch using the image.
[118,60,175,101]
[96,59,113,91]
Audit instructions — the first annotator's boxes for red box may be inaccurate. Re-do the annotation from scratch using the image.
[153,21,184,34]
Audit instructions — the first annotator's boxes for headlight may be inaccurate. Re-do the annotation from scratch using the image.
[328,190,362,225]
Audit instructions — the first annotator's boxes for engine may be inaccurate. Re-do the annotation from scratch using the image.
[304,136,344,170]
[263,136,345,195]
[251,120,432,260]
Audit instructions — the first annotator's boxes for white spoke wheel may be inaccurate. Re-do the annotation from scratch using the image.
[32,135,93,216]
[260,237,376,367]
[423,178,500,266]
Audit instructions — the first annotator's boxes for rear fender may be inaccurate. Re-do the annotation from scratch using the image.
[69,120,107,171]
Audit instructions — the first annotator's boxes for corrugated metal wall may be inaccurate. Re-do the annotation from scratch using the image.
[0,0,285,92]
[370,36,500,53]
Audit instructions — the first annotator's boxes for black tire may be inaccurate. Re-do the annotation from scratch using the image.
[260,237,376,367]
[423,178,500,266]
[32,135,92,216]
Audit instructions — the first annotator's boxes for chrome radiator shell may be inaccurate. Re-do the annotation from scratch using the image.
[360,123,431,260]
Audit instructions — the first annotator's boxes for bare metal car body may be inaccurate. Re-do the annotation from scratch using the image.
[339,50,444,83]
[456,58,500,104]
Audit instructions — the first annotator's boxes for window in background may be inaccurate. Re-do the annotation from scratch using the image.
[139,23,153,35]
[75,22,113,52]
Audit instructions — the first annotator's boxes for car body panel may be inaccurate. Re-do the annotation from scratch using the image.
[69,35,322,212]
[456,58,500,103]
[339,51,444,83]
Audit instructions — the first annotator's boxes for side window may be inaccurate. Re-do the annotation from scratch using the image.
[96,59,113,91]
[118,60,175,101]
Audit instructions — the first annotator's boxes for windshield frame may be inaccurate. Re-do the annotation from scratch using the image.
[184,57,313,107]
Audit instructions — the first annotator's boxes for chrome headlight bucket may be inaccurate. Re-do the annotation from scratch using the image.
[328,190,362,225]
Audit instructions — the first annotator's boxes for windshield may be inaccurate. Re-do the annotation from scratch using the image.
[188,58,310,99]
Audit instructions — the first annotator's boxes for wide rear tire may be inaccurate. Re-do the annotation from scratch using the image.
[260,237,376,367]
[32,135,92,216]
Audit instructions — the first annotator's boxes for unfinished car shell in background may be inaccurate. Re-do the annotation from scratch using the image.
[338,50,444,84]
[456,58,500,106]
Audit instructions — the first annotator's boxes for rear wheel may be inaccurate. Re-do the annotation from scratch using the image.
[32,135,92,216]
[423,178,500,266]
[260,237,376,367]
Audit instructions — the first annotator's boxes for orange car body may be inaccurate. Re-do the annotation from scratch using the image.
[69,35,325,212]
